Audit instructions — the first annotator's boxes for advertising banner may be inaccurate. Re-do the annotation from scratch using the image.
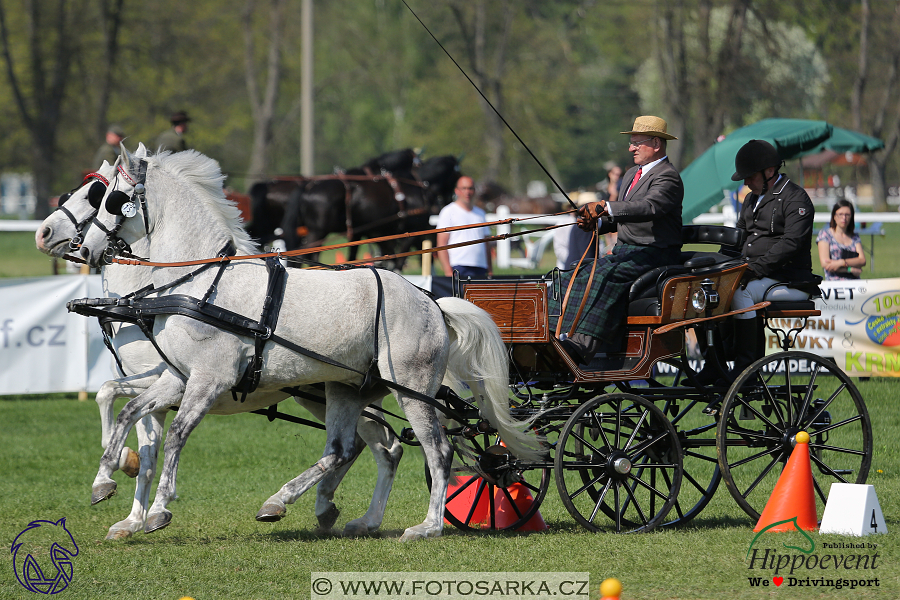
[0,275,116,395]
[768,278,900,377]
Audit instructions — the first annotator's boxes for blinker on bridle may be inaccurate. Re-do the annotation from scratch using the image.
[91,160,149,265]
[56,172,109,251]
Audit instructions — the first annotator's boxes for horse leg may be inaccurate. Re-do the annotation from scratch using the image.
[144,372,228,533]
[394,397,452,542]
[257,383,369,524]
[91,370,185,506]
[296,393,402,535]
[342,405,403,536]
[95,367,164,479]
[105,410,167,540]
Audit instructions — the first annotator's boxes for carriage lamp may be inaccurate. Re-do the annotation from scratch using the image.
[691,279,720,312]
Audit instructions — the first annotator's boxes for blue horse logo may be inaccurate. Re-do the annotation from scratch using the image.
[11,518,79,594]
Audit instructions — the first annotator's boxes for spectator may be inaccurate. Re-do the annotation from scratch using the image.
[817,200,865,280]
[93,124,125,166]
[436,175,492,278]
[156,111,191,153]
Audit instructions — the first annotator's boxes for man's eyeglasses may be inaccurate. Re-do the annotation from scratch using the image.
[629,138,656,149]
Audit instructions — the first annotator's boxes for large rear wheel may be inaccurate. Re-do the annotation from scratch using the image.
[716,351,872,521]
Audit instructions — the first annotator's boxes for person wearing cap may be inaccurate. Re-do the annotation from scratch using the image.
[92,124,125,166]
[725,139,817,377]
[552,116,684,365]
[156,110,191,153]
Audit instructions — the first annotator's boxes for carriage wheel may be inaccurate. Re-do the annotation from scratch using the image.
[657,391,721,527]
[716,351,872,522]
[427,428,552,532]
[554,393,682,533]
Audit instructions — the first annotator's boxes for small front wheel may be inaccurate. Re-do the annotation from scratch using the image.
[554,393,682,533]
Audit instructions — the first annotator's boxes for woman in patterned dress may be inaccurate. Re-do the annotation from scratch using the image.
[817,199,866,280]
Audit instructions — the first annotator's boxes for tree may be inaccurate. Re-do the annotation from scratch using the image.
[851,0,900,211]
[0,0,80,218]
[242,0,284,187]
[639,0,828,168]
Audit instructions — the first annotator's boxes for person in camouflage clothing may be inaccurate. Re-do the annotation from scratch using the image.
[553,116,684,365]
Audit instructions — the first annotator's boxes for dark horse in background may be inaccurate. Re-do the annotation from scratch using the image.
[247,149,460,270]
[245,148,420,248]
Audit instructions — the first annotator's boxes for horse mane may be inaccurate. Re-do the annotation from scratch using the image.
[147,150,258,255]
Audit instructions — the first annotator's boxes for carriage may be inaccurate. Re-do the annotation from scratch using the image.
[44,148,870,539]
[425,223,871,533]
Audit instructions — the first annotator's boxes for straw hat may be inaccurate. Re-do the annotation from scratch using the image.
[620,116,677,140]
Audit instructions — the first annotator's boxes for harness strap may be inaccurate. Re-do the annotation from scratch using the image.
[555,229,597,339]
[232,257,287,401]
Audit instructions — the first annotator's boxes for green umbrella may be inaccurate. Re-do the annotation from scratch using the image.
[681,118,833,223]
[800,126,884,155]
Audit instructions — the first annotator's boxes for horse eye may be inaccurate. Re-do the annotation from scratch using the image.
[105,190,132,216]
[57,192,73,207]
[88,181,107,208]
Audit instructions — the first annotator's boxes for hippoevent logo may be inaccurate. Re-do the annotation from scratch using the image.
[10,518,79,594]
[746,517,880,590]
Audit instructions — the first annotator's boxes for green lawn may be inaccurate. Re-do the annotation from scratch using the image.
[0,387,897,600]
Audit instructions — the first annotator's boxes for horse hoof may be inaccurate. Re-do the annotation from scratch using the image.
[316,505,340,531]
[91,482,118,505]
[343,519,371,537]
[256,501,286,522]
[120,447,141,478]
[144,511,172,533]
[105,528,134,541]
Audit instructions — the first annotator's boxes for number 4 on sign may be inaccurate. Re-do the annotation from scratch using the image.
[820,483,887,536]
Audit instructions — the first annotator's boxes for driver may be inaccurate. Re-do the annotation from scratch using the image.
[553,116,684,365]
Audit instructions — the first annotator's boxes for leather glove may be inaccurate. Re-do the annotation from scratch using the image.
[576,200,607,231]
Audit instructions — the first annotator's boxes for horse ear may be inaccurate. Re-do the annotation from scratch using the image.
[119,144,136,173]
[135,142,148,158]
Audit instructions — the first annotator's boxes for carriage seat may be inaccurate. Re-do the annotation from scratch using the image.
[625,225,747,317]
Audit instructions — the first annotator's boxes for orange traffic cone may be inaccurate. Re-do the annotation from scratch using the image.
[599,577,622,600]
[445,476,490,527]
[754,431,818,532]
[335,251,346,264]
[493,482,548,531]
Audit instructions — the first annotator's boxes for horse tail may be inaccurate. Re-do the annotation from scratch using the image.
[436,297,544,462]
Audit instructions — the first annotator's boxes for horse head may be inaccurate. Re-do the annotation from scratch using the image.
[417,154,461,210]
[79,145,252,267]
[35,161,117,258]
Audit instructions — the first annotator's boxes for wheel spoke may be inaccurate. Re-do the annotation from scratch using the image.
[795,363,821,427]
[739,451,787,500]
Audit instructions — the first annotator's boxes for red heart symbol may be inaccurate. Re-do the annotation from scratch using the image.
[773,577,784,587]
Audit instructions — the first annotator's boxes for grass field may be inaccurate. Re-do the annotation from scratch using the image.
[2,223,899,599]
[0,388,897,600]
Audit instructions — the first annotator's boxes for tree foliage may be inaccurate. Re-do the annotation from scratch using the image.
[0,0,897,212]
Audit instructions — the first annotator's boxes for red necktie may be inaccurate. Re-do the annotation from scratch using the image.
[626,167,642,198]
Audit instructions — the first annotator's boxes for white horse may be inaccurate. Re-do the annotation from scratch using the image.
[36,150,403,539]
[74,147,542,541]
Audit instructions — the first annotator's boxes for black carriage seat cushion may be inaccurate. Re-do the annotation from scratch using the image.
[627,297,661,316]
[682,224,746,256]
[628,265,689,302]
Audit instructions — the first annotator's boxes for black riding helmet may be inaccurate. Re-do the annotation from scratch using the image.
[731,139,782,181]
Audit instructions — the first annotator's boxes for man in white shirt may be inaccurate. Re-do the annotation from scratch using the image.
[436,176,492,278]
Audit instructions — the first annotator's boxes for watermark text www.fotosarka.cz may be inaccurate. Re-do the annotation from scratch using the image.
[311,572,590,599]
